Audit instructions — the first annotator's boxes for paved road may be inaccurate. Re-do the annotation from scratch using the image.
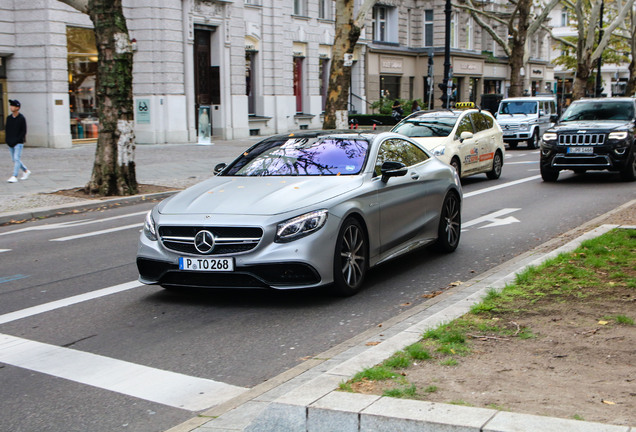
[0,146,634,432]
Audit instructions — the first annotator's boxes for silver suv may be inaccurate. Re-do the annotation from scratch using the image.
[495,96,558,149]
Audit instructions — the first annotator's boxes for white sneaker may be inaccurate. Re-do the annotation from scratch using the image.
[21,170,31,180]
[7,176,17,183]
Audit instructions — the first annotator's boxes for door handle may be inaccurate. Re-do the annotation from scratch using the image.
[411,173,419,180]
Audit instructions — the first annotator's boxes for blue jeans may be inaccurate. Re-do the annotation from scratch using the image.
[9,144,28,177]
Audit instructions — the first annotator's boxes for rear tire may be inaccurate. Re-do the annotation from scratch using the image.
[486,151,503,180]
[434,192,461,253]
[332,218,368,296]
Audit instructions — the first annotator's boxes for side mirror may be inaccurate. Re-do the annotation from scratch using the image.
[459,131,474,142]
[380,161,408,183]
[214,163,227,175]
[550,114,558,123]
[539,110,546,116]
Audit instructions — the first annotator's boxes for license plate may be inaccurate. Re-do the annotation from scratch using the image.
[567,147,593,154]
[179,257,234,272]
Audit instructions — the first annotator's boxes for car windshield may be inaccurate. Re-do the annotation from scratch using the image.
[392,115,458,137]
[498,101,537,115]
[561,101,635,122]
[224,137,369,176]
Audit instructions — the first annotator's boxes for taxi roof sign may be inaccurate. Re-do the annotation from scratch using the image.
[455,102,475,109]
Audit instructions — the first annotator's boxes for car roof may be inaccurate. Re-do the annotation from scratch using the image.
[500,96,555,102]
[402,108,483,120]
[570,97,635,104]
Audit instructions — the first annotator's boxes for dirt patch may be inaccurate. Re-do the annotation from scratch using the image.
[51,183,177,200]
[350,210,636,427]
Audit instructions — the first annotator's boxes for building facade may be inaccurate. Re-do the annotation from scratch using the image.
[0,0,593,149]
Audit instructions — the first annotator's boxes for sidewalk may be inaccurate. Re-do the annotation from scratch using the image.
[1,141,634,432]
[0,139,257,223]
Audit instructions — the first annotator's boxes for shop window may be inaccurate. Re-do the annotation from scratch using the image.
[319,57,330,111]
[380,75,401,101]
[67,26,98,140]
[246,51,256,115]
[293,56,304,113]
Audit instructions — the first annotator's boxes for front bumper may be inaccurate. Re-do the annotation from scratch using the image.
[137,257,321,289]
[540,144,632,171]
[137,212,342,290]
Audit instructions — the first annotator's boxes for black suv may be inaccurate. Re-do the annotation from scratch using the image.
[540,98,636,182]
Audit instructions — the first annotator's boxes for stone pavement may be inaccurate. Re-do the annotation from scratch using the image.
[1,140,634,431]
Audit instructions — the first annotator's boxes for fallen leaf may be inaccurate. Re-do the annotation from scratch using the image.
[598,320,609,325]
[400,302,412,307]
[366,341,381,346]
[602,399,616,405]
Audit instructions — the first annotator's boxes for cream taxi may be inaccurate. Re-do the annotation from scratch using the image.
[392,103,505,179]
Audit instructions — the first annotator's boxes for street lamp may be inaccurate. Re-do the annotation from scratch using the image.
[442,0,451,108]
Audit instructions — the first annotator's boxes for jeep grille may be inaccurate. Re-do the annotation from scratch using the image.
[558,133,605,146]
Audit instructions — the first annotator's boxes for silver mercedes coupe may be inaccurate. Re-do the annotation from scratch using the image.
[137,131,462,296]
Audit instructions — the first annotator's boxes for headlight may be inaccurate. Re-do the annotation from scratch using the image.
[433,145,446,156]
[519,124,529,131]
[542,132,557,141]
[275,210,328,243]
[143,210,157,241]
[608,131,628,140]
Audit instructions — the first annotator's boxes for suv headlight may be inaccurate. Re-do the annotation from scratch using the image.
[519,123,529,131]
[542,132,557,142]
[608,131,628,140]
[143,210,157,241]
[276,210,328,243]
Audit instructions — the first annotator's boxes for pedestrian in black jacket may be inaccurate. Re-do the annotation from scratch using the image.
[5,99,30,183]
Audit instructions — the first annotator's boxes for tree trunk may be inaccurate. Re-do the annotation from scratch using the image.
[85,0,137,195]
[573,60,591,100]
[323,0,360,129]
[508,0,530,97]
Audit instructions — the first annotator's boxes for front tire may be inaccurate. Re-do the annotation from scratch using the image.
[486,150,503,180]
[540,162,559,182]
[527,130,539,149]
[434,192,461,253]
[332,218,368,296]
[450,157,461,178]
[619,148,636,182]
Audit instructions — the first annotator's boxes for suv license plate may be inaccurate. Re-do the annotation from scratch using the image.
[179,257,234,272]
[567,147,593,154]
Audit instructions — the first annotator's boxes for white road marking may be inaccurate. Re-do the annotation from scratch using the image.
[505,161,538,165]
[0,333,247,411]
[0,281,143,325]
[50,223,143,242]
[0,211,147,237]
[463,208,521,230]
[0,249,10,253]
[464,175,541,198]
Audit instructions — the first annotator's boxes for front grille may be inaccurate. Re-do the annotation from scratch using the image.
[159,226,263,255]
[502,124,520,131]
[558,133,605,146]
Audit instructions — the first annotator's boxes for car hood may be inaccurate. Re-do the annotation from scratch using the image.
[410,136,447,150]
[549,120,630,133]
[157,176,364,215]
[496,114,536,123]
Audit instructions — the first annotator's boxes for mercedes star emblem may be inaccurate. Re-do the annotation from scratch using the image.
[194,230,215,254]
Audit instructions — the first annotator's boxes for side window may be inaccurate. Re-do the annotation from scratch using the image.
[482,113,494,128]
[471,113,488,132]
[455,115,474,139]
[375,138,429,176]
